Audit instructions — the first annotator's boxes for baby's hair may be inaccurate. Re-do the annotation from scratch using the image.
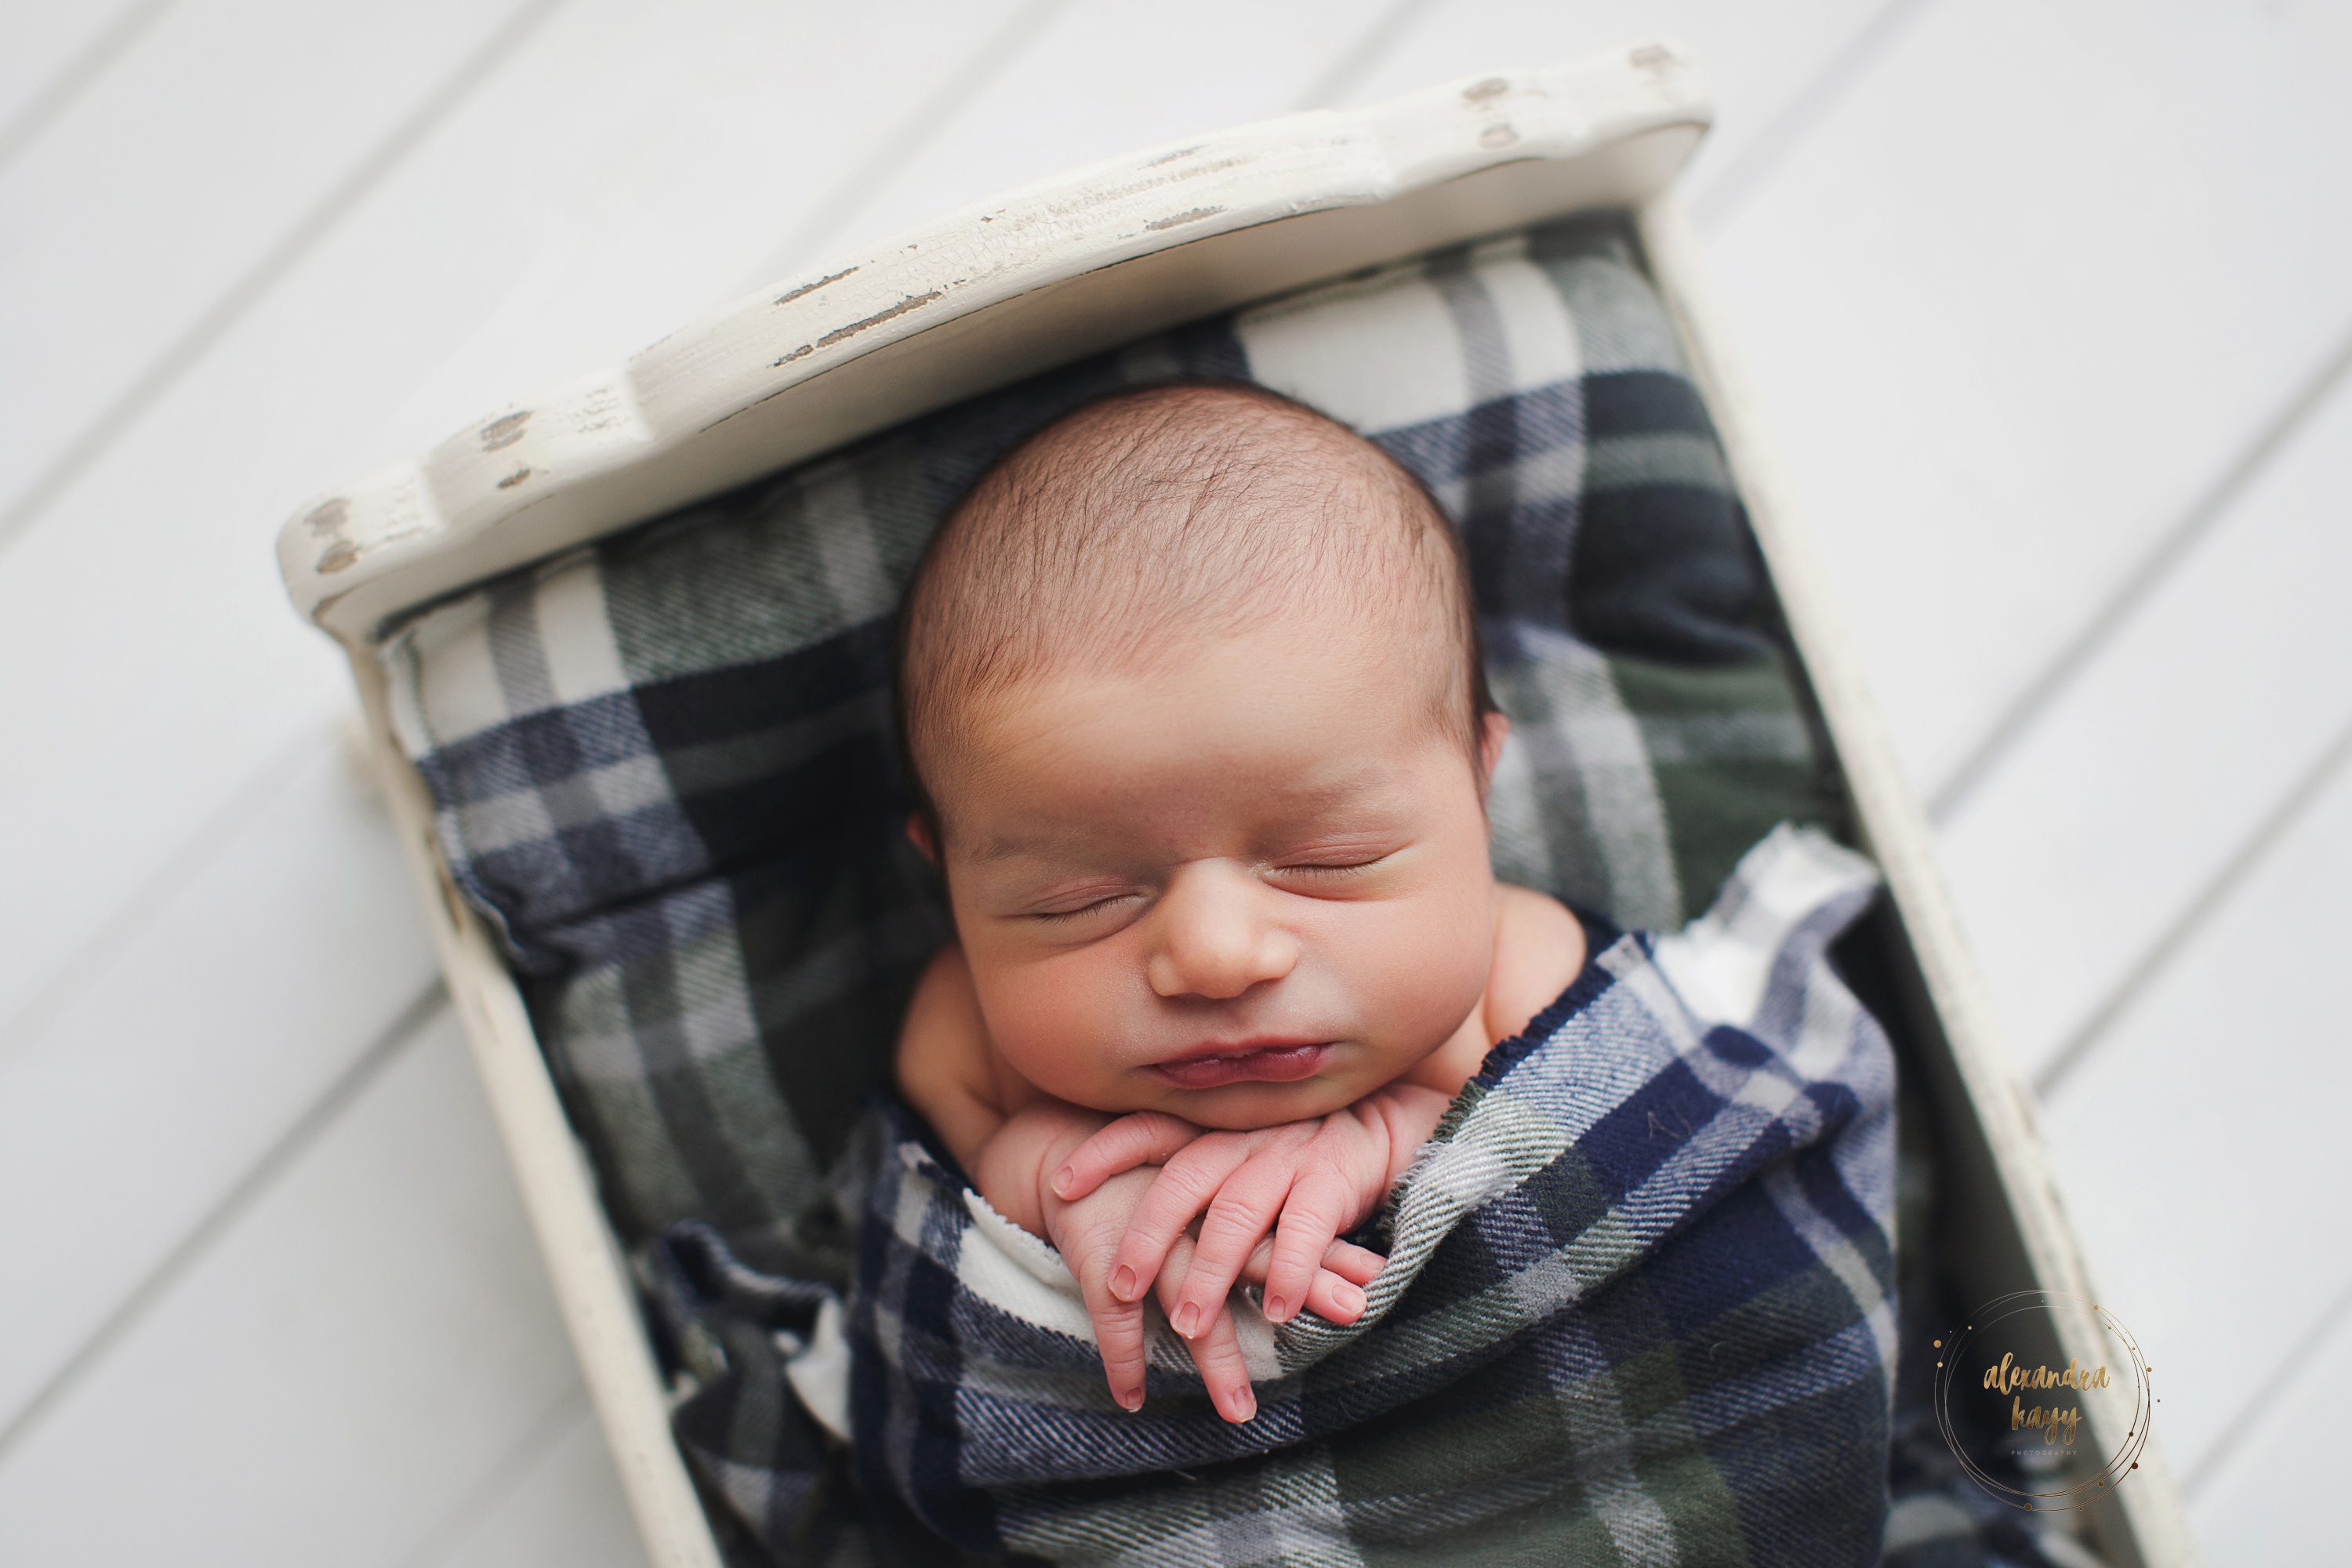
[893,379,1496,841]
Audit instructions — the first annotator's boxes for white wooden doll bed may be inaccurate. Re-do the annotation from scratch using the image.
[274,42,2198,1568]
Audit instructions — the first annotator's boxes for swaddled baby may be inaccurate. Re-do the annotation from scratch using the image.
[891,380,1585,1424]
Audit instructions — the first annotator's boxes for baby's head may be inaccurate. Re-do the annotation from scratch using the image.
[896,382,1505,1128]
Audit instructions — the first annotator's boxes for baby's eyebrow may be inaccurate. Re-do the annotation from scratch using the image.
[967,837,1044,864]
[964,830,1100,866]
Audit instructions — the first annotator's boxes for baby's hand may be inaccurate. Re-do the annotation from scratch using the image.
[1059,1090,1448,1344]
[1040,1163,1262,1421]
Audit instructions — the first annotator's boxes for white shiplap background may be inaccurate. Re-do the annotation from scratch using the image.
[2,2,2345,1562]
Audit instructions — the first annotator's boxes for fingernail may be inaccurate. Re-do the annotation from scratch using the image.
[1171,1301,1200,1338]
[1111,1265,1139,1301]
[1117,1385,1144,1413]
[1229,1388,1258,1423]
[1334,1283,1366,1317]
[1051,1166,1076,1198]
[1263,1295,1289,1323]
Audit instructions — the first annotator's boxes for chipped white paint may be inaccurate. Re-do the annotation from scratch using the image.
[278,49,1711,641]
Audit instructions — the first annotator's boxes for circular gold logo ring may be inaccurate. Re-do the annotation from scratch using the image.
[1931,1290,2154,1511]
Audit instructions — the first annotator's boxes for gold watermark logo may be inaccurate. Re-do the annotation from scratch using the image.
[1932,1290,2155,1511]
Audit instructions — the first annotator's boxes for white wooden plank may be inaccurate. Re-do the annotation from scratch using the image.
[0,0,533,529]
[0,0,1031,1040]
[779,0,1443,279]
[427,1393,655,1568]
[1701,0,2352,796]
[1936,368,2352,1076]
[2189,1290,2352,1567]
[1327,0,1889,209]
[0,0,156,154]
[0,724,437,1434]
[0,1007,585,1567]
[361,0,1047,468]
[2031,755,2352,1478]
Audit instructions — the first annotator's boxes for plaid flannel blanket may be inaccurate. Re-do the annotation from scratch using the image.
[380,216,1837,1276]
[379,215,1918,1563]
[654,825,1896,1565]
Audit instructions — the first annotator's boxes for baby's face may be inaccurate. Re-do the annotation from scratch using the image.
[924,612,1500,1131]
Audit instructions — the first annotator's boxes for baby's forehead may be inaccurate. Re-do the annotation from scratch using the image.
[938,644,1465,865]
[899,382,1480,810]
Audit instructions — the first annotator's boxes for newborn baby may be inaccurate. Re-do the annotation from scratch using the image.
[891,381,1584,1425]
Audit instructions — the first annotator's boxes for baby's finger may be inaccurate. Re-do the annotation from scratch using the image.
[1183,1306,1258,1425]
[1261,1171,1359,1324]
[1073,1250,1152,1420]
[1238,1236,1385,1289]
[1052,1112,1198,1203]
[1080,1272,1151,1412]
[1156,1240,1257,1425]
[1107,1135,1253,1302]
[1320,1239,1385,1287]
[1170,1162,1301,1337]
[1232,1240,1372,1327]
[1300,1266,1370,1326]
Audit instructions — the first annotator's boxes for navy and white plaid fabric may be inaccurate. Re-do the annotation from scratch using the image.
[660,826,1897,1565]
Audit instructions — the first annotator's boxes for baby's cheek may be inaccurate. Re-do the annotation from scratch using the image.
[1331,888,1493,1045]
[971,950,1132,1102]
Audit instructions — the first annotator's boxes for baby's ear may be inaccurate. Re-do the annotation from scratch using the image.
[1477,711,1512,795]
[906,812,938,864]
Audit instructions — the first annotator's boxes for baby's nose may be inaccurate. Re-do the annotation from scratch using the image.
[1145,862,1300,1000]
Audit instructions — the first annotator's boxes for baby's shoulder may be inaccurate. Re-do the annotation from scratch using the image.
[1483,884,1588,1043]
[897,942,993,1091]
[1493,881,1578,936]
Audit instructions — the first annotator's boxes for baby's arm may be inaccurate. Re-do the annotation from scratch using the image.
[895,942,1018,1181]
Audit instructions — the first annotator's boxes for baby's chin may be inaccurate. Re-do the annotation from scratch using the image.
[1142,1070,1389,1132]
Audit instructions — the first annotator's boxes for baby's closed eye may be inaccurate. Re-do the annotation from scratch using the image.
[1031,892,1140,922]
[1012,877,1149,922]
[1273,855,1385,878]
[1265,835,1414,887]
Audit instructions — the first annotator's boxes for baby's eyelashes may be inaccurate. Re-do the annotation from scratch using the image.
[1030,894,1135,923]
[1273,858,1382,878]
[1014,881,1149,922]
[1265,845,1407,889]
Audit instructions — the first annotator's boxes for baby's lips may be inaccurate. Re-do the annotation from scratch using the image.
[1149,1040,1331,1090]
